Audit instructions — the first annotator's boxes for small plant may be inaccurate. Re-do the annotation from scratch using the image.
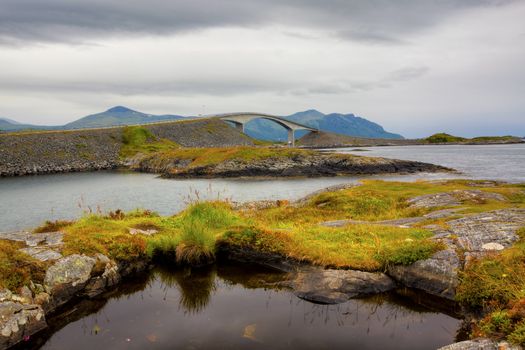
[176,218,216,265]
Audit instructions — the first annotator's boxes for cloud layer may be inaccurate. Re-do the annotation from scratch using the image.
[0,0,523,137]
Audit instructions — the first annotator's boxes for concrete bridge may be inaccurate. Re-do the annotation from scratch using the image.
[216,112,318,146]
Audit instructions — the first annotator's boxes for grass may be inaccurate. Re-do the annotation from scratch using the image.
[222,224,440,270]
[139,146,318,170]
[120,126,179,158]
[0,240,47,291]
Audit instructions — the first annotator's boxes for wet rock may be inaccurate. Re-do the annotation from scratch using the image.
[290,268,395,304]
[0,301,46,349]
[84,255,121,298]
[388,247,460,300]
[44,254,96,310]
[438,338,520,350]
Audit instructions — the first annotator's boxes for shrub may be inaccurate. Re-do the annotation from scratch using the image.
[176,218,216,265]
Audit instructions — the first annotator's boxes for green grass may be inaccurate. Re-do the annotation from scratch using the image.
[120,126,179,158]
[222,224,440,270]
[457,227,525,345]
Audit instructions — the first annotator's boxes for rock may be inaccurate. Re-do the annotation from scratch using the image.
[44,254,96,310]
[0,290,12,302]
[408,190,505,209]
[290,268,395,304]
[0,301,46,349]
[408,192,460,208]
[448,209,525,252]
[0,231,63,247]
[388,248,460,300]
[84,256,121,298]
[438,338,521,350]
[11,286,33,305]
[19,247,62,262]
[481,242,505,251]
[128,228,158,236]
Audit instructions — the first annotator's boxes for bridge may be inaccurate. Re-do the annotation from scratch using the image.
[216,112,318,146]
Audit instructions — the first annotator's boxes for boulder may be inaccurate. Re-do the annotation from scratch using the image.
[290,268,395,304]
[388,248,460,300]
[44,254,96,310]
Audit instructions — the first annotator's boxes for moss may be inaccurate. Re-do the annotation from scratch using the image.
[0,240,47,291]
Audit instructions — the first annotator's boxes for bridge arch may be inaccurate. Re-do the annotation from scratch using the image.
[216,112,318,146]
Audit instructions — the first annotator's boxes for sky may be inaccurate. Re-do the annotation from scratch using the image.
[0,0,524,138]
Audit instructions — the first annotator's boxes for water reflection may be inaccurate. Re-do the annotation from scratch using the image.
[25,263,462,350]
[156,266,217,314]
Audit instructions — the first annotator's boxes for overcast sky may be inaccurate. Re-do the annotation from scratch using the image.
[0,0,523,137]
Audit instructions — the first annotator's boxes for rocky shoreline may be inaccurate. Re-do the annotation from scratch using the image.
[129,151,452,178]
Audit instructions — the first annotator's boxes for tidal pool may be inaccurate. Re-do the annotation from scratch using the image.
[23,263,462,350]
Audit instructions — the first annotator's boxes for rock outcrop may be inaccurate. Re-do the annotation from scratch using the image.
[133,152,452,178]
[289,268,395,304]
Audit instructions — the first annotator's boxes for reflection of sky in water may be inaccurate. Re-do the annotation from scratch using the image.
[1,144,523,231]
[39,266,460,350]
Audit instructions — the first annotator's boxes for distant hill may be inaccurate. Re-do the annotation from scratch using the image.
[244,109,404,141]
[0,118,55,132]
[1,107,401,141]
[0,107,186,132]
[63,106,185,129]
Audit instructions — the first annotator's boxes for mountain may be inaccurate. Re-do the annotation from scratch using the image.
[0,118,55,132]
[2,107,403,140]
[244,109,404,141]
[63,106,185,129]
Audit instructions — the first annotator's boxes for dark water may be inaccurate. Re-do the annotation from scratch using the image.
[27,264,460,350]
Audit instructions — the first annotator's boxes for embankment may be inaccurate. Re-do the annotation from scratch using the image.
[0,119,254,176]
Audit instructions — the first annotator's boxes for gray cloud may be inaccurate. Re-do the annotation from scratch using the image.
[0,0,517,45]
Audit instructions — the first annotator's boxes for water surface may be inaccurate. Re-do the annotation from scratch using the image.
[334,143,525,183]
[31,264,461,350]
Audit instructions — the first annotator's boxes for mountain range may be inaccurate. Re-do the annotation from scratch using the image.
[0,106,404,139]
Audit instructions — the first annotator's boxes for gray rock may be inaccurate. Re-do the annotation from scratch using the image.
[408,192,460,208]
[408,190,505,209]
[44,254,96,310]
[290,268,395,304]
[447,209,525,252]
[437,338,521,350]
[19,247,62,262]
[388,247,460,300]
[0,301,46,349]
